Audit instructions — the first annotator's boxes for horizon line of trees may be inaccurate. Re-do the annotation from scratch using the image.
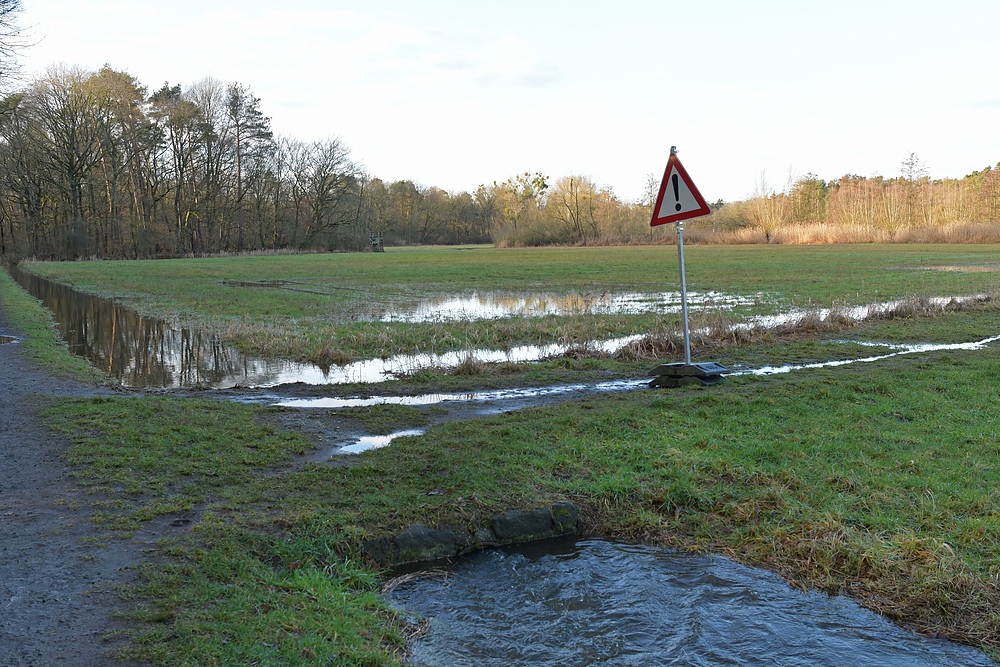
[0,66,666,260]
[2,66,1000,259]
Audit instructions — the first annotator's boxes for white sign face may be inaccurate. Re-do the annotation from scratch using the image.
[650,152,711,227]
[656,165,705,220]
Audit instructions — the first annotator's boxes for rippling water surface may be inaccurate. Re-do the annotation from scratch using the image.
[388,539,994,667]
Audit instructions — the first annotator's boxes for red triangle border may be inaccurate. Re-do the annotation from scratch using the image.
[650,153,712,227]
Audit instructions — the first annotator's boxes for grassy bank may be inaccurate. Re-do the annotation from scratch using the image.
[0,268,104,382]
[21,245,1000,363]
[40,307,1000,664]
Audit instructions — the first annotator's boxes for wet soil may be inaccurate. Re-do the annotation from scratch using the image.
[0,311,166,666]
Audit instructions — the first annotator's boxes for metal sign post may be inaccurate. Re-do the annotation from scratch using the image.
[648,146,728,388]
[676,218,692,365]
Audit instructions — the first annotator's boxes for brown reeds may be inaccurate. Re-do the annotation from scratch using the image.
[681,221,1000,246]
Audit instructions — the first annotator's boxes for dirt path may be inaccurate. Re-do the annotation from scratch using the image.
[0,311,147,666]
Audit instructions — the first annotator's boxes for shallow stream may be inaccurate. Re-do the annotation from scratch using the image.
[388,538,995,666]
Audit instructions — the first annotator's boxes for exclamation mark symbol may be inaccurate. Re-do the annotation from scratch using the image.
[672,174,682,211]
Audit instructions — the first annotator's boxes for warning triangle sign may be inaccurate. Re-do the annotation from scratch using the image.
[650,153,712,227]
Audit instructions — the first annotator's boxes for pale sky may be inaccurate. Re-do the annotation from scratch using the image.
[15,0,1000,203]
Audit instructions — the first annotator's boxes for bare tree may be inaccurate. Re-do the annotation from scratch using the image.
[546,175,598,243]
[0,0,23,88]
[900,152,929,225]
[900,152,928,183]
[747,173,787,242]
[297,139,357,247]
[28,66,104,255]
[185,77,231,251]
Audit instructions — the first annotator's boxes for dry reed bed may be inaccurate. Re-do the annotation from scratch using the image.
[681,221,1000,245]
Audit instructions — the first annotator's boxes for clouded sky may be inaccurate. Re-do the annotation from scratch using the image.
[15,0,1000,202]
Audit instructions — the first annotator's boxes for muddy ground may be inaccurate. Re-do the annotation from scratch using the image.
[0,310,160,667]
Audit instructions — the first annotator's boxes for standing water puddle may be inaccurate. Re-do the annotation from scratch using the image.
[339,429,425,454]
[375,290,758,322]
[273,379,645,410]
[389,538,994,666]
[276,335,999,455]
[0,335,15,345]
[731,335,1000,377]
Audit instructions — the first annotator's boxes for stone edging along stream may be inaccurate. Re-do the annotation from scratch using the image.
[362,502,580,566]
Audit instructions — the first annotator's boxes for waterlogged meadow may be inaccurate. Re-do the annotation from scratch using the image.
[9,244,1000,664]
[21,244,1000,367]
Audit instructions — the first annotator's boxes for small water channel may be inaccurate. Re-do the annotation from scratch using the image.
[274,379,645,410]
[7,265,330,388]
[388,538,995,666]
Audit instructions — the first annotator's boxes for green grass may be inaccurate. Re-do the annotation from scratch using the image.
[0,267,104,381]
[46,307,1000,661]
[11,246,1000,661]
[47,398,309,534]
[120,519,407,667]
[20,245,1000,363]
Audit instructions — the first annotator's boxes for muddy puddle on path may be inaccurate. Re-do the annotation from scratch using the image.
[0,335,15,345]
[388,538,995,667]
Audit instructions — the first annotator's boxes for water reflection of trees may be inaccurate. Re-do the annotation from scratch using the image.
[8,266,305,388]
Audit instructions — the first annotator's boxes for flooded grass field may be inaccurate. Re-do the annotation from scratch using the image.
[5,245,1000,665]
[19,244,1000,364]
[11,249,1000,390]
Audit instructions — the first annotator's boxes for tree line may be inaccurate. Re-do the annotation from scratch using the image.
[2,66,999,259]
[0,66,372,258]
[0,66,663,260]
